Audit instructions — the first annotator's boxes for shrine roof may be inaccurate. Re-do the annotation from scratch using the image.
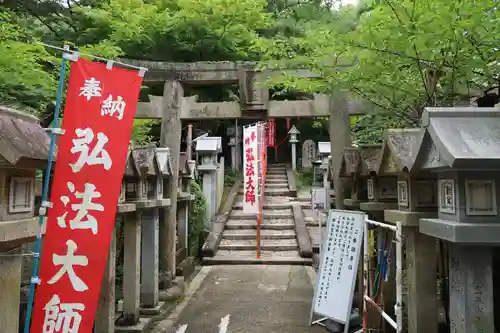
[339,147,360,177]
[318,142,331,155]
[179,152,196,178]
[0,105,53,166]
[124,149,139,177]
[375,128,424,174]
[131,145,160,176]
[155,147,172,175]
[358,144,382,175]
[415,107,500,170]
[195,137,221,153]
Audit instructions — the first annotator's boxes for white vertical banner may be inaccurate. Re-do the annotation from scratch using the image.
[243,125,259,214]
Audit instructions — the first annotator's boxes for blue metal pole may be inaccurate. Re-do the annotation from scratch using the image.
[23,49,68,333]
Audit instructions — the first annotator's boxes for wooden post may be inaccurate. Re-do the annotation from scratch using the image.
[329,91,351,210]
[159,81,183,280]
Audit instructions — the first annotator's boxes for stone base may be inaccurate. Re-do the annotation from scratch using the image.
[158,270,173,290]
[420,218,500,244]
[343,199,364,209]
[176,256,196,280]
[115,318,153,333]
[384,210,436,227]
[359,201,397,212]
[159,278,185,302]
[139,301,165,316]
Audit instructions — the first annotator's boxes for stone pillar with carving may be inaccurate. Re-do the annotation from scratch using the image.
[159,81,183,285]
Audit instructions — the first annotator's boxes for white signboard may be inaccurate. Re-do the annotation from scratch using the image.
[243,125,258,214]
[311,209,365,327]
[311,187,328,212]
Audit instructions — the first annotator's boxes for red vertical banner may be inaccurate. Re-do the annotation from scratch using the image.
[285,118,291,130]
[30,58,143,332]
[267,119,275,148]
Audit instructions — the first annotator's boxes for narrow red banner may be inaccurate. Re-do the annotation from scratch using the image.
[267,119,276,147]
[30,58,143,332]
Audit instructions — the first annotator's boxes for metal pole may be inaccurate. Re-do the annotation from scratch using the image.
[362,222,369,332]
[186,124,193,160]
[395,221,403,333]
[23,46,69,333]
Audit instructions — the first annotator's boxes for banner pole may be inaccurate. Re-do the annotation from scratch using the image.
[23,46,69,333]
[256,122,262,259]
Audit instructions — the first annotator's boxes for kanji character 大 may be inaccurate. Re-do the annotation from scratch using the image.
[48,240,89,292]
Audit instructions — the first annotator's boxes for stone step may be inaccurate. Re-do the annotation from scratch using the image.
[266,178,288,183]
[233,202,293,210]
[266,170,286,175]
[265,188,290,196]
[219,239,298,251]
[225,219,295,230]
[222,229,296,240]
[233,198,310,210]
[267,165,286,169]
[203,251,311,266]
[230,210,293,219]
[265,182,289,188]
[237,188,289,196]
[266,174,287,179]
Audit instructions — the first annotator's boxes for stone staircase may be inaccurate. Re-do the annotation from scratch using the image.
[203,164,312,265]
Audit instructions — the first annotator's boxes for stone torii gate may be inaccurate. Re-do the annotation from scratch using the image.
[128,60,373,250]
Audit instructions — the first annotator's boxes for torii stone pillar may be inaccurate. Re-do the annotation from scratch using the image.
[159,81,183,284]
[329,92,351,210]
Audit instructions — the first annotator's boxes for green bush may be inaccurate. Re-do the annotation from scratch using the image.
[224,168,240,187]
[294,168,313,190]
[188,180,208,257]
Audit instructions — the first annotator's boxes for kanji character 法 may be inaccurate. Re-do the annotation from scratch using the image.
[58,182,104,235]
[48,240,88,292]
[70,128,112,173]
[43,294,85,333]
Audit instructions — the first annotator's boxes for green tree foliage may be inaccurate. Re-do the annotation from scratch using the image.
[260,0,500,143]
[0,9,57,113]
[0,0,275,141]
[3,0,499,145]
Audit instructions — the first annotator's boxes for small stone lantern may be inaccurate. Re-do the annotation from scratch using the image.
[196,137,221,222]
[311,159,323,187]
[318,142,331,188]
[288,125,300,170]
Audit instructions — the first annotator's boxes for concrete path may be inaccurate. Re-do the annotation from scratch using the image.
[155,265,325,333]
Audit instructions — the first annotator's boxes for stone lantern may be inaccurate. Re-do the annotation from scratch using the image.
[288,125,300,170]
[227,126,241,170]
[318,141,331,189]
[415,107,500,333]
[311,159,324,187]
[196,137,221,222]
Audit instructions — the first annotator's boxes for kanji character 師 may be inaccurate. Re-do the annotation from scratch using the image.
[43,294,84,333]
[101,94,126,120]
[245,178,256,205]
[48,239,88,291]
[70,128,112,173]
[58,182,104,235]
[78,77,102,101]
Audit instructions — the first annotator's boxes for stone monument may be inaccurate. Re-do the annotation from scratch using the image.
[302,139,317,168]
